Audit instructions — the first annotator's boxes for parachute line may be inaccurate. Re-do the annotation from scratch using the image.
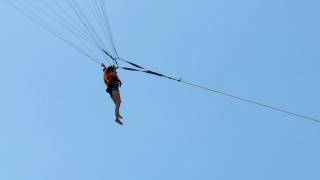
[2,0,121,66]
[2,0,101,65]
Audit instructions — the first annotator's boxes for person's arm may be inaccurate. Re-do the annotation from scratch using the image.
[101,63,106,71]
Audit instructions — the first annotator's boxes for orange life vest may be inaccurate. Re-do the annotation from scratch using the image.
[103,70,111,87]
[103,69,120,88]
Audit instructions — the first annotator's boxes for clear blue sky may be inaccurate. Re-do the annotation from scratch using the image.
[1,0,320,179]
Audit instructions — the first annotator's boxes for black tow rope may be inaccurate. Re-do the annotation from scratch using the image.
[102,49,181,81]
[118,59,182,81]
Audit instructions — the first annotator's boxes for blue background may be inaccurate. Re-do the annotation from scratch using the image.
[1,0,320,179]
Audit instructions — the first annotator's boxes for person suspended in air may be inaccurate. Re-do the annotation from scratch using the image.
[101,63,123,125]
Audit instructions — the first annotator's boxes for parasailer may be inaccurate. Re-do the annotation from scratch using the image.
[101,63,123,125]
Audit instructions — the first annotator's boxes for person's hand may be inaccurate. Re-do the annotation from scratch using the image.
[101,63,106,68]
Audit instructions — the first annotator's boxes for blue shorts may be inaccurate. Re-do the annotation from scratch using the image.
[111,85,119,92]
[106,84,119,97]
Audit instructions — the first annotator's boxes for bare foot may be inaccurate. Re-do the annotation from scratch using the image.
[115,118,123,125]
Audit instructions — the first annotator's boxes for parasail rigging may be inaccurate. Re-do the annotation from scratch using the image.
[2,0,320,124]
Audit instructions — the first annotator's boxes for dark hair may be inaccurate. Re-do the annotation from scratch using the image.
[107,66,115,72]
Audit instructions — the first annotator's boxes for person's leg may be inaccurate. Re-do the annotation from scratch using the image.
[111,91,123,123]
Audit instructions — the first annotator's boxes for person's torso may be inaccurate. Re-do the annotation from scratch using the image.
[104,71,120,87]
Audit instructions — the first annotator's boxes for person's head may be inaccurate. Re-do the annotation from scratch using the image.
[106,66,117,76]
